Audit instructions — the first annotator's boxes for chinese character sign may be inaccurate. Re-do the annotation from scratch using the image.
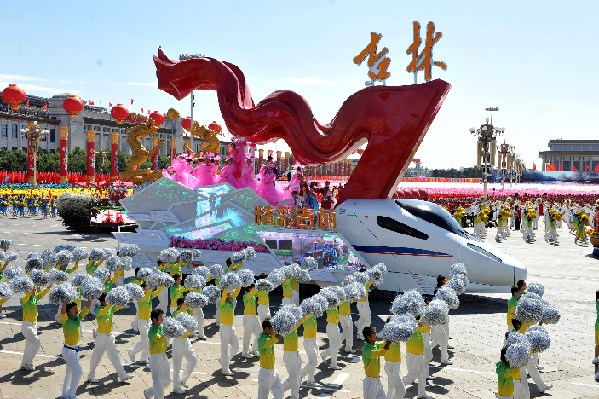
[406,21,446,83]
[353,32,391,86]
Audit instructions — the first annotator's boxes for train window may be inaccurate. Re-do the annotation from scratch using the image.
[377,216,429,240]
[467,243,503,263]
[395,200,468,238]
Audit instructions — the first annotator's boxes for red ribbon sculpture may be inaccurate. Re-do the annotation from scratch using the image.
[154,48,450,203]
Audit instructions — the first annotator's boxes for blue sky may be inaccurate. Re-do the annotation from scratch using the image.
[1,1,598,169]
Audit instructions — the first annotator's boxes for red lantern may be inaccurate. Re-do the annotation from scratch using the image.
[149,111,165,126]
[111,104,129,124]
[208,121,222,133]
[2,83,26,110]
[62,94,84,118]
[181,117,192,130]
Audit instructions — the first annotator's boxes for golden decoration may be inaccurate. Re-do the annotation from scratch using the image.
[184,121,221,156]
[121,119,164,184]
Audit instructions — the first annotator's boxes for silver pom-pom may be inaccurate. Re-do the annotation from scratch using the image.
[137,268,156,279]
[27,252,40,260]
[162,316,186,338]
[56,250,73,266]
[271,305,303,335]
[0,282,13,299]
[179,250,194,262]
[10,275,34,293]
[89,248,107,261]
[506,343,530,367]
[280,265,294,280]
[105,256,121,272]
[515,294,544,324]
[48,269,68,283]
[243,247,256,261]
[344,282,367,302]
[93,268,112,282]
[0,239,13,251]
[342,274,356,286]
[292,265,310,283]
[25,257,43,273]
[255,279,275,292]
[541,302,560,324]
[192,249,202,258]
[527,282,544,298]
[329,285,347,302]
[3,265,24,280]
[120,257,133,271]
[30,270,50,287]
[192,267,210,279]
[448,274,469,295]
[379,314,418,342]
[435,286,459,309]
[117,245,139,258]
[449,263,467,277]
[185,292,209,308]
[300,257,318,271]
[48,282,78,304]
[506,332,531,352]
[354,272,369,285]
[106,286,131,306]
[125,283,145,301]
[267,269,285,287]
[80,277,104,299]
[40,249,58,269]
[372,263,388,276]
[366,268,383,285]
[184,275,206,290]
[201,285,221,304]
[525,326,551,353]
[53,245,75,253]
[71,248,89,262]
[390,290,425,317]
[176,312,198,332]
[209,264,224,279]
[158,247,179,263]
[231,250,245,264]
[238,269,255,287]
[320,287,342,309]
[220,272,242,291]
[5,251,19,262]
[300,295,327,317]
[72,274,91,287]
[421,299,449,326]
[146,271,175,290]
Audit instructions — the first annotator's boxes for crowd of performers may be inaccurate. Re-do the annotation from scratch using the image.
[0,238,562,399]
[0,194,57,218]
[163,140,344,208]
[451,197,599,246]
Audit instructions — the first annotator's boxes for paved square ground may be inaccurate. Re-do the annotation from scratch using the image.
[0,215,598,398]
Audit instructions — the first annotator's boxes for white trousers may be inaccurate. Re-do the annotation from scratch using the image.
[291,290,299,306]
[144,353,170,399]
[220,324,239,373]
[423,332,432,362]
[514,376,530,399]
[300,338,318,383]
[157,288,168,312]
[431,325,449,362]
[215,303,221,326]
[282,297,292,306]
[131,302,139,332]
[242,315,261,355]
[340,315,353,351]
[384,361,405,399]
[363,376,386,399]
[88,333,127,380]
[356,301,371,339]
[402,353,427,398]
[130,318,150,362]
[193,308,205,338]
[21,321,40,368]
[172,337,197,391]
[525,354,549,390]
[282,351,302,399]
[258,367,284,399]
[258,304,271,323]
[324,323,341,367]
[62,346,83,398]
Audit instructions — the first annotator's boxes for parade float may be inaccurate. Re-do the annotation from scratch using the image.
[114,45,526,294]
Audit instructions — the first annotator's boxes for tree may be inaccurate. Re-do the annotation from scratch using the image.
[68,147,86,173]
[37,150,59,172]
[117,151,131,172]
[0,148,27,171]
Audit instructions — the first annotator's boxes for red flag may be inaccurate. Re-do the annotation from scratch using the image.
[533,163,536,171]
[141,107,144,114]
[26,100,30,107]
[595,164,599,172]
[585,163,590,171]
[42,103,48,110]
[147,109,150,115]
[109,102,113,108]
[130,99,134,105]
[89,100,95,105]
[572,163,579,172]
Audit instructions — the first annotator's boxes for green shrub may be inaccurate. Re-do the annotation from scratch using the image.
[57,192,100,230]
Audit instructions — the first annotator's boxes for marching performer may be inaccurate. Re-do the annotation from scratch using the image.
[321,304,342,370]
[219,288,240,375]
[356,280,372,341]
[402,317,428,398]
[143,309,170,399]
[60,297,92,399]
[20,283,52,371]
[383,318,406,399]
[257,287,271,322]
[257,320,284,399]
[171,299,198,394]
[129,283,164,364]
[362,326,390,399]
[339,297,354,353]
[299,313,319,386]
[242,284,261,358]
[282,319,305,399]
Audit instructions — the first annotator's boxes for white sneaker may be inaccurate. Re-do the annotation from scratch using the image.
[304,380,316,387]
[127,349,135,363]
[330,365,342,370]
[592,357,599,365]
[540,384,553,393]
[173,389,186,394]
[0,313,6,319]
[441,360,453,365]
[595,372,599,380]
[88,378,99,383]
[119,374,133,382]
[181,381,188,388]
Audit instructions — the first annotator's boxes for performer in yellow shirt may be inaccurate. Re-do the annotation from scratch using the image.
[257,289,271,322]
[257,320,284,399]
[383,317,406,399]
[129,283,164,364]
[20,284,52,371]
[282,318,305,399]
[402,318,428,398]
[299,314,319,386]
[361,326,390,399]
[242,284,261,357]
[356,280,373,341]
[60,297,92,399]
[339,299,354,353]
[143,309,170,399]
[171,299,198,394]
[219,288,240,375]
[282,278,293,306]
[321,305,342,370]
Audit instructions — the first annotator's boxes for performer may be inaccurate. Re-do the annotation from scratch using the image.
[129,283,164,364]
[20,284,52,371]
[290,278,300,306]
[169,274,187,313]
[320,305,342,370]
[496,347,517,399]
[362,326,390,399]
[156,260,170,312]
[507,286,520,333]
[257,320,284,399]
[242,284,261,358]
[338,298,354,353]
[299,313,319,386]
[219,288,241,375]
[319,181,335,210]
[282,278,293,306]
[60,298,92,399]
[356,280,373,341]
[402,318,428,398]
[420,297,433,377]
[257,288,271,323]
[143,309,170,399]
[87,292,132,383]
[383,317,406,399]
[282,319,305,399]
[594,290,599,380]
[171,299,198,394]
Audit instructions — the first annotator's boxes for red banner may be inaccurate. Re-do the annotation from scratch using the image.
[26,136,35,183]
[59,127,68,184]
[86,131,96,182]
[111,133,119,179]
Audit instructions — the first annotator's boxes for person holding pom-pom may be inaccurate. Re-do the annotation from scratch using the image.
[220,288,241,375]
[402,317,429,398]
[156,260,170,312]
[383,317,406,399]
[507,286,521,333]
[282,278,293,306]
[171,298,198,394]
[20,283,52,371]
[169,274,188,314]
[88,292,132,383]
[321,304,342,370]
[60,297,92,399]
[282,317,306,399]
[242,284,261,358]
[356,279,373,341]
[594,290,599,379]
[496,346,521,399]
[258,319,284,399]
[339,297,354,354]
[257,287,271,323]
[143,309,170,399]
[129,283,165,364]
[299,313,319,387]
[362,326,391,399]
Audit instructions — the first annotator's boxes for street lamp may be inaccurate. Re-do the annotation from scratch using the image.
[470,118,504,200]
[21,121,49,187]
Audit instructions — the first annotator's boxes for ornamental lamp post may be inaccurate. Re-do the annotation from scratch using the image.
[22,121,49,187]
[470,120,504,201]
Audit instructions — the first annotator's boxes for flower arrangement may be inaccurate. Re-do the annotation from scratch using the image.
[170,236,269,253]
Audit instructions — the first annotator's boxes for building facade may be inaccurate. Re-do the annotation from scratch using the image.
[538,139,599,172]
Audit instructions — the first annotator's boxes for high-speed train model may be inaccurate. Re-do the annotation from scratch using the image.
[335,199,527,294]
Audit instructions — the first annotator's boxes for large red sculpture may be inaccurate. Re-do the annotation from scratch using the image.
[154,48,450,203]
